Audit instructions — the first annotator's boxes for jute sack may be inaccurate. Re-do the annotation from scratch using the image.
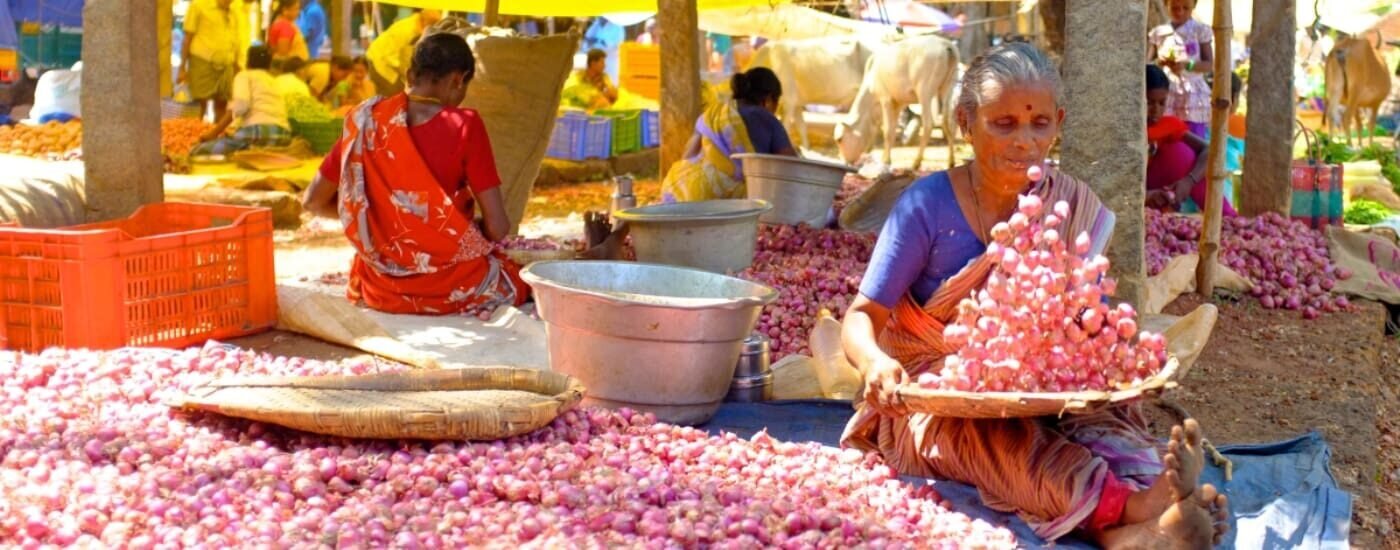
[1143,254,1252,315]
[838,171,917,233]
[442,24,578,234]
[277,285,442,369]
[1327,225,1400,305]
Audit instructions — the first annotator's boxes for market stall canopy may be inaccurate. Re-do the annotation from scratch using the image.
[696,3,893,40]
[1190,0,1394,36]
[356,0,789,17]
[857,0,959,32]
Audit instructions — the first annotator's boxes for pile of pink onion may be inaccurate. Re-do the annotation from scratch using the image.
[738,225,876,359]
[1145,209,1352,318]
[920,196,1168,392]
[0,344,1017,548]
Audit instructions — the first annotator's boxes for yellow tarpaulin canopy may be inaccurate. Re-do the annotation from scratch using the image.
[356,0,788,18]
[698,3,894,41]
[1191,0,1394,35]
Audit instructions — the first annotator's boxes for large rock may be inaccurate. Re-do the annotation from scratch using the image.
[1240,0,1295,216]
[81,0,163,221]
[1061,0,1148,308]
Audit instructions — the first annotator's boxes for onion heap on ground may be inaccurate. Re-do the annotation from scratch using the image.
[738,225,876,360]
[1145,209,1352,318]
[919,196,1168,393]
[0,345,1017,548]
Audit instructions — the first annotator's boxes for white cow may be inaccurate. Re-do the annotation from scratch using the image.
[834,34,960,171]
[747,37,876,149]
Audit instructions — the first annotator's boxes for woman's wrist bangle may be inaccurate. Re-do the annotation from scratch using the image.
[1186,60,1195,72]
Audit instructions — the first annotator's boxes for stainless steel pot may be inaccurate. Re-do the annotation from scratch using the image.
[613,199,772,274]
[520,261,779,425]
[733,153,856,226]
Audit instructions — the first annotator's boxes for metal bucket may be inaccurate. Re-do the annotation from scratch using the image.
[614,199,773,274]
[520,261,779,425]
[733,153,856,226]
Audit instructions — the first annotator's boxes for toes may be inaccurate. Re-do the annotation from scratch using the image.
[1197,483,1218,505]
[1183,418,1203,448]
[1170,425,1184,446]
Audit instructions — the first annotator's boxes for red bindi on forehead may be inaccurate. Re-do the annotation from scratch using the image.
[1026,105,1032,111]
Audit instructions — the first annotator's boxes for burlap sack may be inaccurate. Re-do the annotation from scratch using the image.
[1327,225,1400,305]
[454,29,579,234]
[1348,181,1400,212]
[1143,254,1253,315]
[276,285,442,369]
[770,354,826,400]
[838,171,917,233]
[1141,304,1218,380]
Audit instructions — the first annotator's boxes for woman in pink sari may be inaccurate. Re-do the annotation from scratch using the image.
[841,43,1229,547]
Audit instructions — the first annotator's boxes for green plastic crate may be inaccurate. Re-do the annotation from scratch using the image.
[596,109,642,156]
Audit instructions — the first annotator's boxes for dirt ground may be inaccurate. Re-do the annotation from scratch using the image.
[1153,294,1392,547]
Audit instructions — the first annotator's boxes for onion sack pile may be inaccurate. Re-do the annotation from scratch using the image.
[918,195,1168,393]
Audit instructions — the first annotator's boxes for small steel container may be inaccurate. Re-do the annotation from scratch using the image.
[610,174,637,215]
[726,372,774,402]
[734,333,771,378]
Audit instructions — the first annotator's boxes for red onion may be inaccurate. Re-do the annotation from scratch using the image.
[0,344,1016,547]
[921,196,1169,392]
[1146,210,1352,318]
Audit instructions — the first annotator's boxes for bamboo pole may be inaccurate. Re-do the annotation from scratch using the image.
[484,0,500,27]
[1195,0,1233,297]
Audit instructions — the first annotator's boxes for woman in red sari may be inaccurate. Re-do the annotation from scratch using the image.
[302,32,529,314]
[841,43,1229,547]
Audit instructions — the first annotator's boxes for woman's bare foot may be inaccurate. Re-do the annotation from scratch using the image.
[1200,484,1231,545]
[1123,419,1208,525]
[1101,483,1229,549]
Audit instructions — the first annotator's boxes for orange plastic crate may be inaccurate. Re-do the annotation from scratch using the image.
[0,202,277,352]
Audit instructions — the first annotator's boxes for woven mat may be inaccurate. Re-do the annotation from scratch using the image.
[168,367,583,440]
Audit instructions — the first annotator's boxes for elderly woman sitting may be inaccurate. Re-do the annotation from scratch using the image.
[841,42,1230,547]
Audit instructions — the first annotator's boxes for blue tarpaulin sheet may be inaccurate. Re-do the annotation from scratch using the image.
[704,400,1352,549]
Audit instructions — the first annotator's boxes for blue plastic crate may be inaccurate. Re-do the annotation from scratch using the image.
[641,109,660,148]
[547,113,613,161]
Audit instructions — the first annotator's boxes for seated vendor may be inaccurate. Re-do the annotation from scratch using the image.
[301,32,529,315]
[191,45,292,156]
[273,57,313,99]
[659,67,798,203]
[308,55,353,102]
[841,42,1230,548]
[1145,64,1237,217]
[562,49,618,110]
[325,56,377,109]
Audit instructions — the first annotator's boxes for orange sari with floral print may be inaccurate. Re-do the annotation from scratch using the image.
[335,93,528,314]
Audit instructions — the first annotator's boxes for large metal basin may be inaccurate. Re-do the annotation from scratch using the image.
[734,153,856,226]
[520,261,778,425]
[613,199,772,274]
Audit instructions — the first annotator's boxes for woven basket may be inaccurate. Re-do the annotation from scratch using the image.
[166,367,585,440]
[291,118,345,155]
[896,356,1179,419]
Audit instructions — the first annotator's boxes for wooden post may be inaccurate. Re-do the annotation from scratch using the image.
[1196,0,1234,297]
[658,0,702,176]
[484,0,500,27]
[330,0,353,58]
[1061,0,1148,308]
[81,0,163,221]
[1240,0,1295,216]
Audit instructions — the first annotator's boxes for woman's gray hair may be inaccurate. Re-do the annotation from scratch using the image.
[955,42,1062,124]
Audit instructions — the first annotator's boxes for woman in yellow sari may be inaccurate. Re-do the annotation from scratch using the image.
[842,42,1230,547]
[660,67,798,203]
